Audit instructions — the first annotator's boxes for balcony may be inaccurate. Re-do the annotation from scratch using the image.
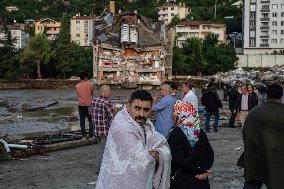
[260,8,270,12]
[260,17,270,21]
[260,26,269,30]
[260,35,269,38]
[260,43,269,47]
[261,0,270,3]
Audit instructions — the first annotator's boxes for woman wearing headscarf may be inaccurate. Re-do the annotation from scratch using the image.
[168,101,214,189]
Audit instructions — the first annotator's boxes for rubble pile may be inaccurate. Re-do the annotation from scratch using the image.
[211,66,284,86]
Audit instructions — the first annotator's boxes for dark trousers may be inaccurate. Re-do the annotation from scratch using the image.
[243,180,272,189]
[78,105,93,137]
[205,111,219,131]
[229,109,237,128]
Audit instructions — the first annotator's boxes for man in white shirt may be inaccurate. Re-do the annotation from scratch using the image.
[182,82,198,110]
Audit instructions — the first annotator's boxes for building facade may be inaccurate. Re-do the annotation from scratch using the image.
[35,18,61,40]
[70,16,95,46]
[243,0,284,54]
[175,20,226,48]
[158,1,190,24]
[0,29,29,49]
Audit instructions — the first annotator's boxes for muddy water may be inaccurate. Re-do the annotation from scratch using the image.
[0,89,160,139]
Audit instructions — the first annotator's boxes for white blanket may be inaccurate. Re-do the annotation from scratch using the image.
[96,107,171,189]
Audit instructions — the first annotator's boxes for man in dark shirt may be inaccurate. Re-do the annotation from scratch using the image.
[201,84,222,132]
[228,84,239,128]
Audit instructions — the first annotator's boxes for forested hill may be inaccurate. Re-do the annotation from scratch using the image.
[0,0,242,33]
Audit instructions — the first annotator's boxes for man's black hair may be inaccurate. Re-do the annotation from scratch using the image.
[129,90,153,103]
[267,84,283,100]
[79,72,89,80]
[171,84,178,90]
[183,82,192,90]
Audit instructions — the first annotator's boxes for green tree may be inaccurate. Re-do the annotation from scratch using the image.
[202,34,237,74]
[182,38,207,75]
[20,34,53,79]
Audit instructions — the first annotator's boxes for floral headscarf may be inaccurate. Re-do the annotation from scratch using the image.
[173,100,201,148]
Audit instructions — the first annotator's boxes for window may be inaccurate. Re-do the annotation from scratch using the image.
[76,26,80,31]
[249,38,255,46]
[282,4,284,8]
[250,12,256,20]
[76,34,80,37]
[262,5,269,9]
[281,21,284,26]
[261,22,269,26]
[272,30,277,35]
[171,7,174,10]
[250,5,256,11]
[250,21,255,27]
[272,4,278,9]
[261,39,269,44]
[262,13,269,18]
[76,20,80,24]
[250,0,256,3]
[281,39,284,44]
[281,30,284,34]
[282,12,284,17]
[272,21,277,26]
[271,39,277,44]
[171,13,174,16]
[250,30,256,37]
[272,13,277,17]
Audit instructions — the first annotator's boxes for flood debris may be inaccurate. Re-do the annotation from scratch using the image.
[211,66,284,86]
[22,101,58,111]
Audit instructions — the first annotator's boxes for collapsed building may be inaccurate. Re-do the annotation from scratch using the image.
[93,12,172,87]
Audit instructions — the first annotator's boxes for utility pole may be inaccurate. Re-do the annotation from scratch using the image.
[214,0,217,19]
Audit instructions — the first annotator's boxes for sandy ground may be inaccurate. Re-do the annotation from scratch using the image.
[0,127,246,189]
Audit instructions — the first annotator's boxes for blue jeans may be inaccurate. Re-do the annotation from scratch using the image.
[205,111,219,131]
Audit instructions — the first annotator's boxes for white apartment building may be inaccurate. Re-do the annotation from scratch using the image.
[243,0,284,54]
[70,16,95,46]
[0,29,29,49]
[175,20,226,48]
[158,1,190,24]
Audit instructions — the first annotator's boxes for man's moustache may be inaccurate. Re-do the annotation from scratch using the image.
[135,116,147,122]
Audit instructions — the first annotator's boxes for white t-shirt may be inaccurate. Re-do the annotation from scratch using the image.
[182,90,198,110]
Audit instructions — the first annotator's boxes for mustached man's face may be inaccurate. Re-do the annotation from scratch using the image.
[127,99,152,126]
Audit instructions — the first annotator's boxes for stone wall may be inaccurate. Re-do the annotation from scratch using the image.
[237,55,284,68]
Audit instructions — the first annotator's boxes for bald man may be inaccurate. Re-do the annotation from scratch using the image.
[153,84,177,137]
[89,85,115,138]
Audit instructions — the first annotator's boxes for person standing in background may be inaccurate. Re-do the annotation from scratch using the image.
[182,82,198,110]
[228,84,239,128]
[153,84,176,137]
[75,72,93,138]
[201,83,223,132]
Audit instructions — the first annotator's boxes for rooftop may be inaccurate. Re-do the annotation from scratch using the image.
[177,20,225,26]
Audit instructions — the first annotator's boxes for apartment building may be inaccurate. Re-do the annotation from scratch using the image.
[70,16,95,46]
[0,28,29,49]
[243,0,284,54]
[158,1,190,24]
[35,18,61,40]
[175,20,226,48]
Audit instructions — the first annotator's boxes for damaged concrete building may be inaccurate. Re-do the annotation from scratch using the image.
[93,12,171,87]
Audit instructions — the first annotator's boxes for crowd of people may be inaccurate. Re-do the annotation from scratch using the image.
[75,71,284,189]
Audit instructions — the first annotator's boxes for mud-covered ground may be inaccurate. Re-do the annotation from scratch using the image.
[0,89,265,189]
[0,128,246,189]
